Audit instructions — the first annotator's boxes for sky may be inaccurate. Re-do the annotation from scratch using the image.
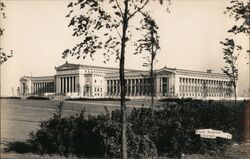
[0,0,249,96]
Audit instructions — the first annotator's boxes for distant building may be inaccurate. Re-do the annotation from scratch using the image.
[19,62,235,100]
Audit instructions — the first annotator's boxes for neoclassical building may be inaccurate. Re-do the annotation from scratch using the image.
[19,62,234,100]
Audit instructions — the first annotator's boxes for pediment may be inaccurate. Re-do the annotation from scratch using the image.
[55,62,80,71]
[156,67,176,75]
[20,76,30,81]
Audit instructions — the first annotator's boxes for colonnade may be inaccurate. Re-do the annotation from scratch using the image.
[59,76,77,93]
[179,77,231,98]
[107,78,153,96]
[33,82,54,94]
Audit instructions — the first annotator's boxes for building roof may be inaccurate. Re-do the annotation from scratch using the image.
[55,61,144,72]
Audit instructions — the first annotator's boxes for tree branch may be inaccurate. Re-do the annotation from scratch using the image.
[115,27,122,39]
[128,0,149,20]
[115,0,123,18]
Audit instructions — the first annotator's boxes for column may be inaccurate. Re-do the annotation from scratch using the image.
[73,76,75,92]
[63,77,65,93]
[37,83,38,94]
[137,79,140,96]
[67,77,69,93]
[115,80,118,95]
[116,80,119,95]
[113,80,116,95]
[126,79,129,96]
[74,76,79,93]
[71,77,73,92]
[112,80,115,95]
[155,77,160,97]
[39,83,41,93]
[110,80,112,95]
[64,77,67,93]
[65,77,67,93]
[59,78,61,93]
[61,77,63,93]
[127,79,130,96]
[130,79,133,96]
[34,83,36,94]
[40,83,43,93]
[139,79,142,95]
[43,83,45,93]
[134,79,137,96]
[45,82,47,92]
[107,80,109,95]
[64,77,66,93]
[69,77,72,93]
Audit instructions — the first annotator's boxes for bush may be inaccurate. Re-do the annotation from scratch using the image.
[66,98,130,101]
[27,96,50,100]
[26,100,244,158]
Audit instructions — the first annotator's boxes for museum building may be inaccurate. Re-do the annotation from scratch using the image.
[19,62,234,100]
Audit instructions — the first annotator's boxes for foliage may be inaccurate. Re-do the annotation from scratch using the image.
[0,2,13,65]
[134,13,160,64]
[62,1,171,157]
[225,0,250,35]
[66,97,130,101]
[25,100,244,158]
[134,13,160,107]
[27,96,50,100]
[220,38,241,105]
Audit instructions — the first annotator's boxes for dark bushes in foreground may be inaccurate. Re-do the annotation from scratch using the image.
[26,101,244,158]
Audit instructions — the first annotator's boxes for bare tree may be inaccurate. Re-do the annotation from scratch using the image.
[62,1,170,158]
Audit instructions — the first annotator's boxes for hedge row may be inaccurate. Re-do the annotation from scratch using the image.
[27,100,245,158]
[66,97,130,101]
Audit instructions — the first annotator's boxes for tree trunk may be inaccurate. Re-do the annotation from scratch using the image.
[234,84,237,107]
[150,26,154,108]
[150,59,154,107]
[120,1,129,158]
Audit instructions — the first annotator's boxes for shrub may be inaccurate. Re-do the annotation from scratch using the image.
[27,96,50,100]
[26,100,244,158]
[66,98,130,101]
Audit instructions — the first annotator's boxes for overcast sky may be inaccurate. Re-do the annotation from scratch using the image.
[1,0,249,96]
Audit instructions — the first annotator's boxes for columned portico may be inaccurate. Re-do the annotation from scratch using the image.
[56,76,78,94]
[20,62,233,100]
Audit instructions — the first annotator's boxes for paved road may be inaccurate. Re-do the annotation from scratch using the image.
[1,99,154,143]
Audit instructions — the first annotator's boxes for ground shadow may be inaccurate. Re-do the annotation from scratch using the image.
[3,140,35,153]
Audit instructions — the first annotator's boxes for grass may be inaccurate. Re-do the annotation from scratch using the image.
[0,153,79,159]
[1,143,249,159]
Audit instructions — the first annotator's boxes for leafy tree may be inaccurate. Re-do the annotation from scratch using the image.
[62,0,170,158]
[0,2,13,65]
[220,38,241,106]
[223,0,250,96]
[134,13,160,107]
[225,0,250,35]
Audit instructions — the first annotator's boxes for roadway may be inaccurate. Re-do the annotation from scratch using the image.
[1,99,155,143]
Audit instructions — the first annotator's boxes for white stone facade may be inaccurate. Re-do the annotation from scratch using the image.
[19,62,233,100]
